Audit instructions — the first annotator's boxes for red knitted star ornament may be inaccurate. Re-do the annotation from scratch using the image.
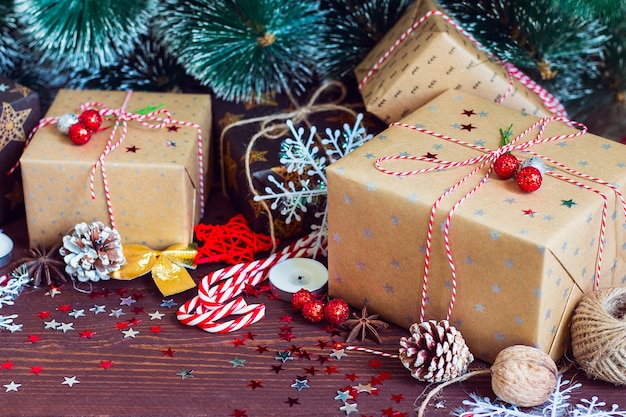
[194,214,276,265]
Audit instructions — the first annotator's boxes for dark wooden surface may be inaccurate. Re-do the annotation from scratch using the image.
[1,191,624,417]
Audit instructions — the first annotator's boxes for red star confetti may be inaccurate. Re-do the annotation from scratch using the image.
[246,379,263,390]
[149,326,162,335]
[26,334,42,344]
[130,306,145,315]
[316,354,330,365]
[131,292,144,300]
[462,109,477,117]
[460,123,476,132]
[194,214,276,265]
[30,365,45,375]
[57,304,72,313]
[232,337,246,347]
[254,345,269,354]
[325,365,339,375]
[126,145,140,153]
[391,393,406,403]
[161,347,176,357]
[230,410,248,417]
[523,208,537,217]
[243,331,256,341]
[278,314,292,323]
[378,371,392,381]
[79,329,96,339]
[316,339,330,349]
[115,321,130,330]
[370,374,384,386]
[345,373,358,382]
[100,360,114,370]
[296,349,311,360]
[423,152,438,159]
[2,360,15,370]
[167,125,180,132]
[284,397,300,407]
[304,366,317,376]
[36,311,51,320]
[368,359,382,369]
[270,364,284,374]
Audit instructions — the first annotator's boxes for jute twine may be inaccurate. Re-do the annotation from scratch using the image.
[570,286,626,386]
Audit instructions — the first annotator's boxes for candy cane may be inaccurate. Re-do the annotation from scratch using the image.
[178,233,323,333]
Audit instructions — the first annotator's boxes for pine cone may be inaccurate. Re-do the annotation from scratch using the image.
[59,221,125,282]
[399,320,474,383]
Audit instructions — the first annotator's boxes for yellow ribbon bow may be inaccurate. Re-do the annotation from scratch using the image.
[111,243,198,296]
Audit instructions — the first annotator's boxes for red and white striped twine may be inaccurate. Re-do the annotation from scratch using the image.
[375,117,626,322]
[358,9,567,118]
[177,233,323,333]
[345,345,399,359]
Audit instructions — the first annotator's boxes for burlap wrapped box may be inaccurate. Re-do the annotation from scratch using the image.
[0,76,40,226]
[355,0,562,124]
[20,89,212,249]
[327,90,626,363]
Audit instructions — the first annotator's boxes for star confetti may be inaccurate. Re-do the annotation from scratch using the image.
[149,311,165,320]
[1,360,15,370]
[90,305,106,314]
[30,365,45,375]
[275,351,293,363]
[69,309,85,318]
[58,322,74,333]
[330,348,348,360]
[229,357,246,367]
[523,209,537,217]
[335,390,353,402]
[285,397,300,407]
[160,299,177,309]
[161,347,176,357]
[122,328,139,338]
[109,308,125,318]
[176,369,194,379]
[462,109,477,117]
[561,199,577,207]
[45,286,62,297]
[126,145,140,153]
[460,123,476,132]
[100,360,114,370]
[79,329,96,339]
[247,380,263,390]
[194,214,275,265]
[26,334,42,344]
[149,326,162,335]
[291,378,309,391]
[340,402,358,414]
[44,319,59,329]
[36,311,51,320]
[62,376,80,387]
[230,409,248,417]
[254,345,269,354]
[120,296,136,306]
[4,381,21,392]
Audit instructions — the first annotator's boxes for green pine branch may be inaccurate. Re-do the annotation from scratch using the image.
[0,0,21,74]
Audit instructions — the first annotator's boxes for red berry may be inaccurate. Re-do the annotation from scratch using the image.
[493,153,519,179]
[291,289,315,311]
[67,122,92,145]
[302,299,325,322]
[517,166,542,192]
[78,109,103,132]
[323,298,350,325]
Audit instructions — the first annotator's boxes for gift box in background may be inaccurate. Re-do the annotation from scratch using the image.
[0,76,41,226]
[327,90,626,363]
[215,82,386,240]
[20,89,212,249]
[355,0,562,124]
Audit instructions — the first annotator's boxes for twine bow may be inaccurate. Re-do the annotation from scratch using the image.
[219,81,359,251]
[376,116,626,323]
[111,243,198,296]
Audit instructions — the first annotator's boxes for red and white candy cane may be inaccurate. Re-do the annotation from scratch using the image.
[358,9,567,119]
[178,233,323,333]
[376,117,625,323]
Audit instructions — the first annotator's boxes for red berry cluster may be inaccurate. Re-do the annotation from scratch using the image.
[291,289,350,325]
[61,109,104,145]
[493,153,544,193]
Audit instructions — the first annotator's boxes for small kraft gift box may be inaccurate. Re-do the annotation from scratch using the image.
[355,0,565,124]
[0,76,40,226]
[20,89,212,250]
[327,90,626,363]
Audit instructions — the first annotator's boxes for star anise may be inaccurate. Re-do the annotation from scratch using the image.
[341,306,389,344]
[18,243,67,287]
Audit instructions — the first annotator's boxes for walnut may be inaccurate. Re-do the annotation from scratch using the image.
[490,345,558,407]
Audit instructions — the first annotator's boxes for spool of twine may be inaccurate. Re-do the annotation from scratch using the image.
[570,286,626,386]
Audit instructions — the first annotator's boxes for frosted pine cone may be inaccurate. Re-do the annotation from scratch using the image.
[59,221,125,282]
[399,320,474,383]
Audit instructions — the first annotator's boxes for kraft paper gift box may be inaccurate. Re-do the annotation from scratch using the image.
[0,76,40,226]
[20,89,212,249]
[355,0,562,124]
[327,90,626,363]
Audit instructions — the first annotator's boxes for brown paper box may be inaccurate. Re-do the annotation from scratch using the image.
[20,89,212,249]
[327,90,626,363]
[355,0,556,123]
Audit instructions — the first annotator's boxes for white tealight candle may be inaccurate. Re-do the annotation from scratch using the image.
[0,232,14,268]
[268,258,328,302]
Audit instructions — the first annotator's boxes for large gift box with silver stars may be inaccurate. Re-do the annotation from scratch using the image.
[327,90,626,363]
[20,89,212,249]
[0,76,40,226]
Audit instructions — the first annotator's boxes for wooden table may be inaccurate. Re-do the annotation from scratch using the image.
[1,192,624,417]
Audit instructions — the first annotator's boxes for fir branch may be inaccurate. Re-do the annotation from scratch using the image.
[14,0,157,70]
[319,0,413,80]
[153,0,329,102]
[0,0,21,74]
